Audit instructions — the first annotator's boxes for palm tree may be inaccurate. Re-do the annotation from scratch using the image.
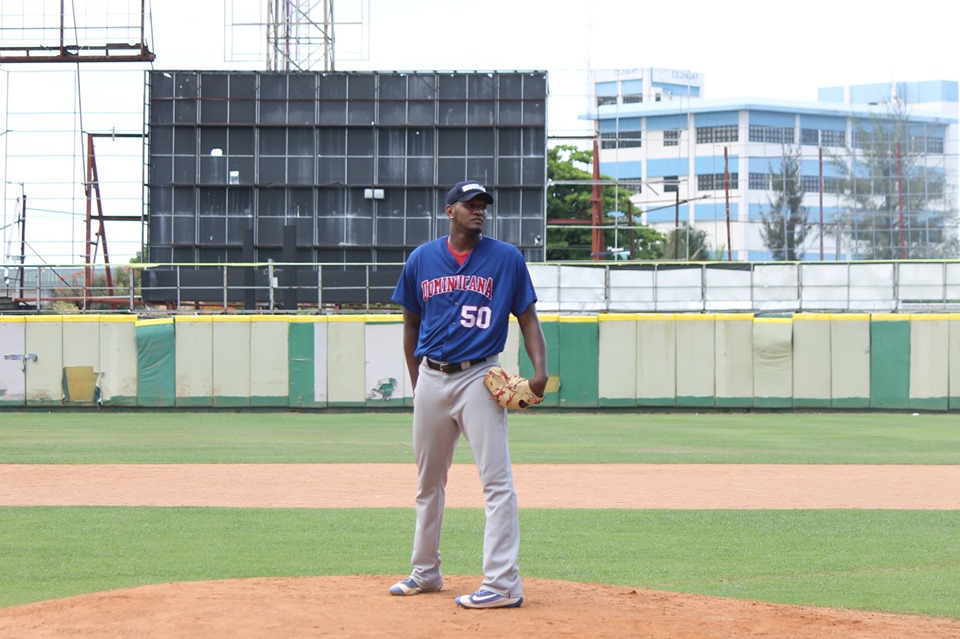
[663,223,713,261]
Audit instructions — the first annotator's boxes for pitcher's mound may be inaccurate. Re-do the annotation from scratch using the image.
[1,575,957,639]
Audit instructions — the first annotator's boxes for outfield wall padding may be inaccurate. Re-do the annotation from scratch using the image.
[135,318,175,407]
[250,318,289,407]
[212,317,252,407]
[287,317,320,408]
[557,316,599,407]
[870,314,911,410]
[908,315,949,411]
[25,317,63,406]
[715,314,754,408]
[501,319,521,377]
[676,315,715,407]
[792,315,832,408]
[636,315,677,407]
[520,314,560,407]
[326,318,366,407]
[830,315,871,408]
[313,319,330,405]
[950,318,960,410]
[598,315,638,407]
[363,318,407,407]
[3,312,959,411]
[752,318,793,408]
[175,317,214,407]
[62,316,101,405]
[98,317,138,406]
[0,318,26,405]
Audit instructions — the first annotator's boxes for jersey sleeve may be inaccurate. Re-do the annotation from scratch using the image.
[391,250,422,313]
[510,249,538,317]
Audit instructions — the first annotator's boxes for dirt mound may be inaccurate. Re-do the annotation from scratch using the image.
[1,575,957,639]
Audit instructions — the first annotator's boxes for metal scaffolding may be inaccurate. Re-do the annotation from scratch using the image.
[225,0,370,72]
[0,0,154,63]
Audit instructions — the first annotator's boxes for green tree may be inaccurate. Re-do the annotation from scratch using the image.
[663,223,714,261]
[760,147,809,261]
[833,101,957,259]
[546,144,665,260]
[629,225,668,260]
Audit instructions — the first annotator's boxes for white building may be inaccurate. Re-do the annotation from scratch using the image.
[590,71,958,260]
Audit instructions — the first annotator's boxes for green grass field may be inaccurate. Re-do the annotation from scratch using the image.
[2,410,959,618]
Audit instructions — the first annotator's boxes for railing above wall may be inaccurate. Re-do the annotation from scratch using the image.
[3,260,960,314]
[531,261,960,314]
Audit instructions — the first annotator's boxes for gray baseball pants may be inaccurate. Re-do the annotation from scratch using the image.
[407,358,522,598]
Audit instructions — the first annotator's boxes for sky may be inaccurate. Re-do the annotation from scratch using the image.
[1,0,957,266]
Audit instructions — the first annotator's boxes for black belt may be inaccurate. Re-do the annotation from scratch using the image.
[425,357,488,374]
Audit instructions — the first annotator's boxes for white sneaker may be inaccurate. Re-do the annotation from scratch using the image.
[455,589,523,609]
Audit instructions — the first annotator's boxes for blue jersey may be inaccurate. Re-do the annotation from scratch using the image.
[392,235,537,362]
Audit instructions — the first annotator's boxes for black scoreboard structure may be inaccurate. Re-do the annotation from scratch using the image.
[142,70,548,308]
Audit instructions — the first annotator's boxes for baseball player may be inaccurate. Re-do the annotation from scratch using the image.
[389,180,548,609]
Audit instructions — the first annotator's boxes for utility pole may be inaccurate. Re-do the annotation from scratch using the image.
[591,139,604,261]
[673,189,679,259]
[897,141,905,259]
[723,146,732,260]
[819,146,824,260]
[18,194,26,299]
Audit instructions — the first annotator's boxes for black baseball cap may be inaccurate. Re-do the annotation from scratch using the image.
[446,180,494,205]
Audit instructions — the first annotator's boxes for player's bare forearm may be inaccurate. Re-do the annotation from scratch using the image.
[516,303,548,398]
[401,308,422,390]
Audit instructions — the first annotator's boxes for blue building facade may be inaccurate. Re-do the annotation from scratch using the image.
[590,73,958,260]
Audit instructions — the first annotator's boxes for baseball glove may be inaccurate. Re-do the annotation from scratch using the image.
[483,366,544,410]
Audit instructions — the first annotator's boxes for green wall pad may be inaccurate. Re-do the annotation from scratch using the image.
[135,320,176,407]
[870,317,910,409]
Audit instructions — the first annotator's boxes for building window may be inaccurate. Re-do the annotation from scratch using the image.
[663,175,679,192]
[597,96,617,107]
[623,94,642,104]
[600,130,641,149]
[820,130,845,147]
[696,125,738,144]
[663,129,680,146]
[800,128,846,147]
[748,125,794,144]
[748,172,771,190]
[797,175,843,193]
[618,131,642,148]
[910,136,944,153]
[697,172,738,190]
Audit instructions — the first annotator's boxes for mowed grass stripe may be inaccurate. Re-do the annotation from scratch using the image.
[2,410,959,464]
[1,507,958,618]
